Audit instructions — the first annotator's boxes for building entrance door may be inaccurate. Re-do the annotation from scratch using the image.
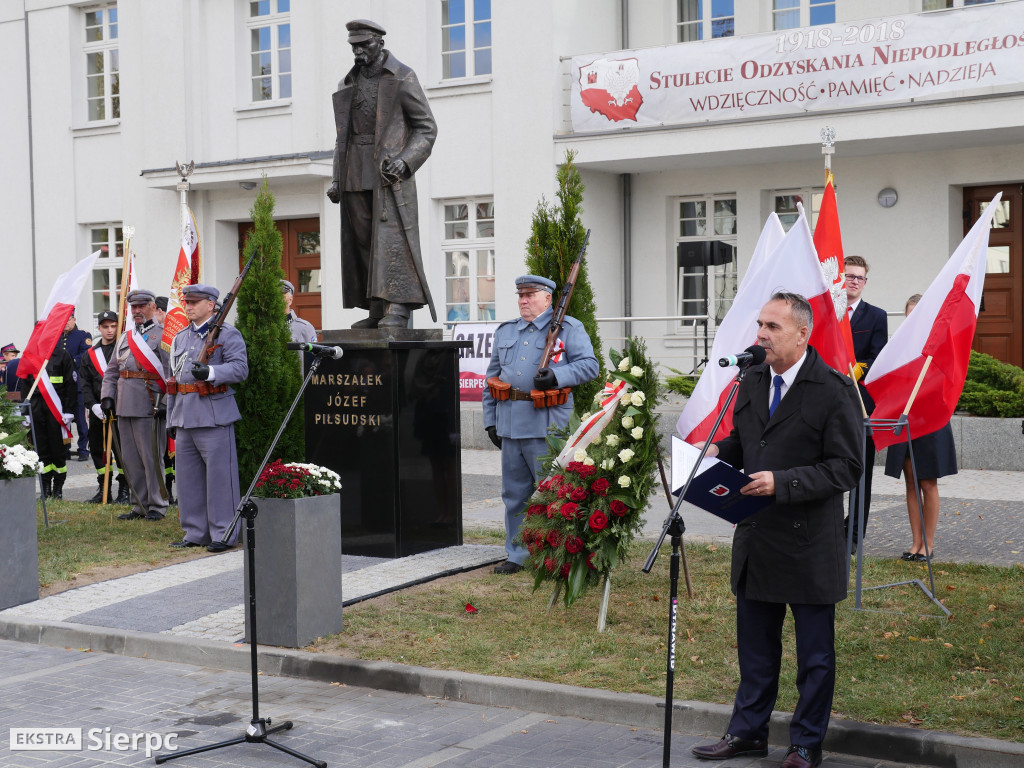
[964,184,1022,367]
[238,217,322,332]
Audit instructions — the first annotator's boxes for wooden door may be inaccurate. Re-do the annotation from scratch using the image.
[964,185,1023,367]
[238,217,322,331]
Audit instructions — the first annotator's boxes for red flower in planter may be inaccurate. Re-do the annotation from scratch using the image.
[588,510,609,532]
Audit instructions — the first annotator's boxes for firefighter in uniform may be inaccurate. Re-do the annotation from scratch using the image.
[20,348,77,498]
[482,275,599,574]
[100,289,170,521]
[80,310,129,504]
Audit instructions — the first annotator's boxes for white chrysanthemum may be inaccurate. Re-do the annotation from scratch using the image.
[618,357,631,372]
[630,391,646,407]
[630,366,644,377]
[631,427,643,440]
[605,434,620,447]
[621,416,634,429]
[574,448,588,462]
[618,475,631,488]
[618,448,635,463]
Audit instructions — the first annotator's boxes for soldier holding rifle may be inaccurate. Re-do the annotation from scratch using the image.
[482,266,598,575]
[166,283,249,553]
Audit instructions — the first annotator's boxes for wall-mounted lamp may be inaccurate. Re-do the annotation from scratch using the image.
[877,187,898,208]
[239,181,257,191]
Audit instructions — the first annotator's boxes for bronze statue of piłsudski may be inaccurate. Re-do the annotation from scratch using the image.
[328,19,438,330]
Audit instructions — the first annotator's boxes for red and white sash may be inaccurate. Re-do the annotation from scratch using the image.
[88,344,109,378]
[38,370,73,440]
[127,329,168,393]
[555,379,630,466]
[549,337,566,364]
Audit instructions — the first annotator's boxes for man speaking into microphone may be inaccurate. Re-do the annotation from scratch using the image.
[691,292,862,768]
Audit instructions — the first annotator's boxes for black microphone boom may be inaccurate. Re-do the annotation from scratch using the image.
[287,342,344,360]
[718,344,767,368]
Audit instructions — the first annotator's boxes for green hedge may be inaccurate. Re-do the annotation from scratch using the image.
[957,351,1024,417]
[664,367,698,397]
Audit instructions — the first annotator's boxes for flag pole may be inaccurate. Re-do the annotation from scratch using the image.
[21,357,50,402]
[102,226,135,504]
[902,356,933,417]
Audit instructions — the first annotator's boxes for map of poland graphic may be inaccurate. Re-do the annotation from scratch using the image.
[578,57,643,122]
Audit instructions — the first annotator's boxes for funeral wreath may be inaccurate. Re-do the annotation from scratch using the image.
[522,338,663,606]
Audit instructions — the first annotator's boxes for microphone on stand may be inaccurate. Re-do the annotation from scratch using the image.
[286,342,344,360]
[718,344,767,369]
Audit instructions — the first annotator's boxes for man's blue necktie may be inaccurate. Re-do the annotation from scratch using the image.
[769,374,784,418]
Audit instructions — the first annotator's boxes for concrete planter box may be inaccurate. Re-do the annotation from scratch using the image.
[243,493,343,648]
[1,477,39,610]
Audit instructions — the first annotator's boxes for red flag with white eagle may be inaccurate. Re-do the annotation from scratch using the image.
[161,208,202,351]
[677,214,785,444]
[865,193,999,450]
[812,175,857,366]
[19,250,102,380]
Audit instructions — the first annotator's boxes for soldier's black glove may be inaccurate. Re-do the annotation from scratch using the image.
[155,403,166,418]
[486,426,502,449]
[101,397,115,417]
[533,367,557,390]
[192,362,211,381]
[166,427,176,440]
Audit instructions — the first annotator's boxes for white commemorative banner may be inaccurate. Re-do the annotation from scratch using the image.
[452,322,500,402]
[571,2,1024,132]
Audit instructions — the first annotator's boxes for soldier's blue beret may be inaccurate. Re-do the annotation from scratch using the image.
[182,284,219,302]
[515,275,556,294]
[126,289,156,305]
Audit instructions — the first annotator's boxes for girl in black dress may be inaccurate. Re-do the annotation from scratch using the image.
[884,294,958,561]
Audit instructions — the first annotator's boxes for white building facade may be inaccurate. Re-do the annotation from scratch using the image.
[3,0,1022,371]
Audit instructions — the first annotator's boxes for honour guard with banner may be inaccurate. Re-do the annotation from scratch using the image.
[482,273,598,574]
[20,347,77,498]
[167,283,249,552]
[100,289,170,521]
[81,310,129,504]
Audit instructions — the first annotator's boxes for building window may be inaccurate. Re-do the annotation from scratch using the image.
[441,0,491,79]
[677,0,734,43]
[248,0,291,101]
[89,226,124,324]
[84,3,119,121]
[442,200,495,322]
[675,196,737,335]
[773,0,836,30]
[773,188,824,232]
[923,0,994,7]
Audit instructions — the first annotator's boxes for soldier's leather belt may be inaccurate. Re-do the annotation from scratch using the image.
[120,370,159,381]
[175,383,228,396]
[508,388,534,402]
[351,134,374,145]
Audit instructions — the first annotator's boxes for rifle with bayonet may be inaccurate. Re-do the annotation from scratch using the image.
[166,250,257,397]
[530,229,591,408]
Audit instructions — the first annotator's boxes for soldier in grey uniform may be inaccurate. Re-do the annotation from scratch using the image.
[101,289,169,521]
[282,279,317,343]
[167,284,249,553]
[482,275,599,574]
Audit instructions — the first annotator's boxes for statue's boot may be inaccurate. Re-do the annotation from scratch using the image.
[351,299,384,329]
[377,303,412,329]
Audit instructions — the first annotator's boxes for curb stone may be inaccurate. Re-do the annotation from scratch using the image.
[1,616,1021,768]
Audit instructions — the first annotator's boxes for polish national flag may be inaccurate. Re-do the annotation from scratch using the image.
[676,214,785,444]
[127,254,140,294]
[812,177,857,365]
[162,209,201,351]
[865,193,1000,450]
[19,251,102,380]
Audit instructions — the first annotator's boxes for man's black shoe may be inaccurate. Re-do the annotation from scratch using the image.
[493,560,523,575]
[144,512,165,521]
[169,540,203,548]
[114,484,131,505]
[206,542,233,553]
[691,734,769,760]
[781,744,822,768]
[116,511,145,521]
[76,451,89,462]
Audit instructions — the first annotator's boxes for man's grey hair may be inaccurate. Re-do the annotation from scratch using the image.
[770,291,813,331]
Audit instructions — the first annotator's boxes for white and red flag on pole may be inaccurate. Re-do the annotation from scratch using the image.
[162,208,201,351]
[37,370,74,440]
[127,254,140,294]
[812,176,857,365]
[20,250,102,380]
[676,214,785,444]
[865,193,1000,450]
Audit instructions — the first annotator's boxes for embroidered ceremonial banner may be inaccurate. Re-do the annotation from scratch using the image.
[571,3,1024,132]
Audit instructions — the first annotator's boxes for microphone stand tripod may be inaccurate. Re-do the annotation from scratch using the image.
[641,363,752,768]
[156,350,336,768]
